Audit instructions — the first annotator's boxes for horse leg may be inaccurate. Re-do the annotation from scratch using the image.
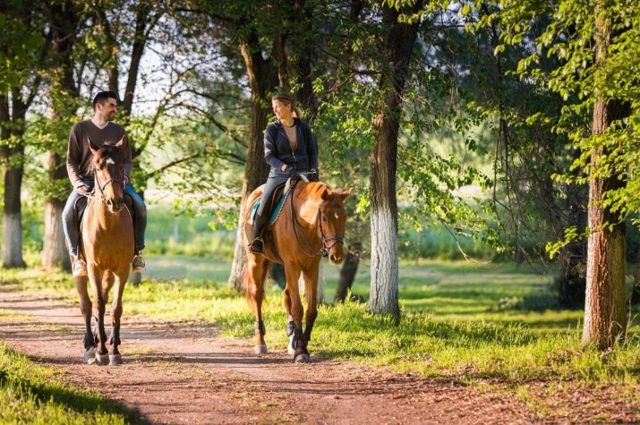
[301,261,320,351]
[75,275,95,364]
[90,268,109,365]
[108,273,126,365]
[247,254,269,354]
[283,287,296,354]
[284,264,308,363]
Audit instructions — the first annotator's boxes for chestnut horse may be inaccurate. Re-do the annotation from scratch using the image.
[76,139,134,365]
[243,178,350,363]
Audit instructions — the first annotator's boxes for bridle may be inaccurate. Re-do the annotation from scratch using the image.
[290,190,345,258]
[90,159,124,203]
[317,205,344,257]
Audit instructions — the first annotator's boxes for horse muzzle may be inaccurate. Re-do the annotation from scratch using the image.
[327,246,345,265]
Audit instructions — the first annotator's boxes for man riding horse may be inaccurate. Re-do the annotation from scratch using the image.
[62,91,147,277]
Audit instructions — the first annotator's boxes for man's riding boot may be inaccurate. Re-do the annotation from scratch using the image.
[249,213,269,254]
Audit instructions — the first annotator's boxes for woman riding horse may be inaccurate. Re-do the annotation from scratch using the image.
[248,92,319,254]
[244,92,350,362]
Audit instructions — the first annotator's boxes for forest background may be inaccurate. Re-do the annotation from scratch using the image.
[2,0,640,388]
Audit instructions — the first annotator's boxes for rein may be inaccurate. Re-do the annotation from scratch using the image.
[87,176,121,202]
[289,185,344,258]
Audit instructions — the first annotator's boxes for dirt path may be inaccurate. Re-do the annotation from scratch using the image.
[1,287,541,424]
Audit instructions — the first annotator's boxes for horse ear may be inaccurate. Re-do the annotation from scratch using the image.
[320,188,330,201]
[88,138,99,154]
[338,188,352,200]
[114,136,125,148]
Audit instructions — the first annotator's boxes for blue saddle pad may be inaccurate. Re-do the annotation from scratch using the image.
[251,192,287,225]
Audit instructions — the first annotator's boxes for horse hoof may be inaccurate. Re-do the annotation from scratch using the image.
[109,354,122,365]
[83,347,96,364]
[294,353,310,363]
[254,344,268,355]
[95,352,110,366]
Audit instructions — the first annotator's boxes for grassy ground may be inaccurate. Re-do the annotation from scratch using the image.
[0,342,136,424]
[2,256,639,387]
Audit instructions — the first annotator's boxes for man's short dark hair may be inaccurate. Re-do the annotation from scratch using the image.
[92,91,119,111]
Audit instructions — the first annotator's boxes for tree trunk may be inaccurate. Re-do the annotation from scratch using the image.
[557,186,588,307]
[1,94,27,268]
[270,262,285,289]
[582,1,629,349]
[557,240,587,308]
[42,152,70,270]
[334,242,361,303]
[632,250,640,305]
[227,34,277,290]
[368,1,422,321]
[2,150,26,268]
[582,101,628,348]
[228,207,248,290]
[42,1,77,271]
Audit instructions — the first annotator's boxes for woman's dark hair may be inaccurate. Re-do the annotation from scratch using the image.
[272,92,295,106]
[272,92,300,118]
[92,91,119,111]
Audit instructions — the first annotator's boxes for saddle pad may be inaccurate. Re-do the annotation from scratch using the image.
[251,186,291,225]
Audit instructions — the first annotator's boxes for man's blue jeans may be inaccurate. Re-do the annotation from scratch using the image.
[62,179,147,256]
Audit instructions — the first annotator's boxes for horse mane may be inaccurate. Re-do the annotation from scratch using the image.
[301,181,343,207]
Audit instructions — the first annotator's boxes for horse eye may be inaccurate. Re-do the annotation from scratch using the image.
[322,216,327,222]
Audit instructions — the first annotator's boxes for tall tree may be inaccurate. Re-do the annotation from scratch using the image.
[189,1,316,290]
[369,0,423,320]
[0,3,44,268]
[227,28,278,289]
[582,1,629,348]
[485,0,640,348]
[41,0,80,270]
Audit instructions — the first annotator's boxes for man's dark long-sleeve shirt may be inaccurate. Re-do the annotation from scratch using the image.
[66,120,132,188]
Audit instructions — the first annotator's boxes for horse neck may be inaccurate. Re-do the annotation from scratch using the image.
[291,183,322,238]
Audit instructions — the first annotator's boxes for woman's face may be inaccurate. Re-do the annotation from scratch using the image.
[272,99,292,121]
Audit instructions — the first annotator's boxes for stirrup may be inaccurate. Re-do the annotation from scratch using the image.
[72,256,87,277]
[132,254,146,272]
[250,237,264,254]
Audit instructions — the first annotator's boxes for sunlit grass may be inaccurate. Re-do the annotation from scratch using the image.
[2,258,639,387]
[0,342,136,424]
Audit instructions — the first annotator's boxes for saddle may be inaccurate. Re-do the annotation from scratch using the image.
[250,178,298,225]
[75,193,135,237]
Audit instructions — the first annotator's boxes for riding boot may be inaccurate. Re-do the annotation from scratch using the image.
[249,212,269,254]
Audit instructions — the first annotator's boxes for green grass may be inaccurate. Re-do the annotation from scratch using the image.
[2,258,640,387]
[0,342,137,424]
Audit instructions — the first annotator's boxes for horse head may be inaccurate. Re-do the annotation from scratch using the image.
[88,137,127,214]
[318,187,351,265]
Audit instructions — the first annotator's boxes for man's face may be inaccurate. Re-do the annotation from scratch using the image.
[96,97,117,120]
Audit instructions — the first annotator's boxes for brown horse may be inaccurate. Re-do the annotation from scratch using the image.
[243,178,350,363]
[76,138,134,365]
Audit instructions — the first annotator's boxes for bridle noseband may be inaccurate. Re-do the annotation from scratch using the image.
[91,158,124,203]
[317,205,344,257]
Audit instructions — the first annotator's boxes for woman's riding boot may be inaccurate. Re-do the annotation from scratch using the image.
[250,213,269,254]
